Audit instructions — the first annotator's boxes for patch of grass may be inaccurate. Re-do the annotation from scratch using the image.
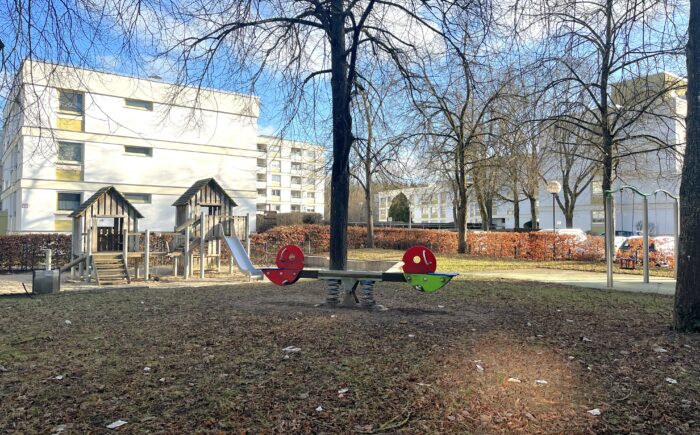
[0,279,697,433]
[347,248,676,277]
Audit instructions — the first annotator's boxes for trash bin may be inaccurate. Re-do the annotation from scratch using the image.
[32,270,60,294]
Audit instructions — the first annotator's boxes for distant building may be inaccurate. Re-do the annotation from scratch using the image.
[255,135,325,215]
[0,60,325,233]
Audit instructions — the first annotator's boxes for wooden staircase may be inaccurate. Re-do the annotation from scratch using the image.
[92,253,131,285]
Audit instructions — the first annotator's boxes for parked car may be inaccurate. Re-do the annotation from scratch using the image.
[538,228,588,242]
[601,230,640,252]
[616,236,675,268]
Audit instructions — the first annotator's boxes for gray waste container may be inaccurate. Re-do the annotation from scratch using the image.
[33,270,60,294]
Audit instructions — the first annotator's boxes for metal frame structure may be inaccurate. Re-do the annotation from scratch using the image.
[604,186,679,287]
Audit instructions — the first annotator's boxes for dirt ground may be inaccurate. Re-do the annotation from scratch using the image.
[0,277,698,434]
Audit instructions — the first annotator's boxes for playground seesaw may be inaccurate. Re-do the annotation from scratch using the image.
[259,245,458,307]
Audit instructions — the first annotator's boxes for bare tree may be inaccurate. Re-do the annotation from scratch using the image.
[350,71,404,248]
[406,5,506,251]
[674,1,700,332]
[544,121,598,228]
[519,0,686,226]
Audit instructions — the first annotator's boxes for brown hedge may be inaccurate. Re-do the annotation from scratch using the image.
[250,225,605,262]
[0,234,72,271]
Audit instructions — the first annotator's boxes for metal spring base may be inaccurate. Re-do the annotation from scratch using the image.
[360,280,375,308]
[326,279,342,306]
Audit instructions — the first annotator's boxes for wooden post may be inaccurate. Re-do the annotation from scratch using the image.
[200,212,206,279]
[217,240,221,272]
[45,249,52,271]
[184,224,190,280]
[229,255,234,274]
[173,256,179,277]
[86,223,93,282]
[123,227,129,270]
[145,229,150,281]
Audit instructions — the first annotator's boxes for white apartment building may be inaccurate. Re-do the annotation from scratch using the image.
[255,135,325,214]
[0,60,326,233]
[376,73,685,236]
[375,186,510,229]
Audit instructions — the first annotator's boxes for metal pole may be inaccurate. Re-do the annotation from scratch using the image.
[552,193,556,259]
[673,199,679,277]
[643,196,649,284]
[605,194,614,288]
[200,212,205,279]
[144,229,150,281]
[45,249,52,271]
[246,213,251,256]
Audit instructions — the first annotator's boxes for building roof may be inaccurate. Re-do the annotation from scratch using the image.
[172,178,237,207]
[68,186,144,218]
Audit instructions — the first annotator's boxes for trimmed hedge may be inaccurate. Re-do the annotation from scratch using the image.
[250,225,606,262]
[0,234,72,271]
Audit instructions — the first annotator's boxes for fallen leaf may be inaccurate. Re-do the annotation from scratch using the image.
[587,408,601,416]
[106,420,127,429]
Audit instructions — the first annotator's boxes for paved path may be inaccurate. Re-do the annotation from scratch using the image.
[463,268,676,295]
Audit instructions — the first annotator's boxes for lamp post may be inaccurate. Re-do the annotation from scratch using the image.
[547,181,562,259]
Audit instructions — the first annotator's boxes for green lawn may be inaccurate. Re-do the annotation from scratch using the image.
[346,249,676,278]
[1,277,697,433]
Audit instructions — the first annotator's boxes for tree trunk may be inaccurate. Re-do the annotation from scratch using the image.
[365,182,374,249]
[674,0,700,331]
[529,196,538,230]
[364,97,374,249]
[565,212,574,229]
[328,0,352,271]
[513,198,520,230]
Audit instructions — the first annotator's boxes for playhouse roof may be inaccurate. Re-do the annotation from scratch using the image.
[69,186,144,219]
[172,178,237,207]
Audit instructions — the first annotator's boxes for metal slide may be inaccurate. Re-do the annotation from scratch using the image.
[222,236,263,279]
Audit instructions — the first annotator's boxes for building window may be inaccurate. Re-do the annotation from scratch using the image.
[256,203,267,211]
[257,158,266,167]
[271,189,281,197]
[123,193,152,204]
[291,190,302,199]
[273,204,281,211]
[292,162,302,171]
[270,160,281,170]
[592,210,605,224]
[269,145,280,154]
[305,149,315,159]
[291,176,301,185]
[592,180,603,196]
[58,90,83,114]
[291,148,302,159]
[257,188,266,196]
[291,205,301,212]
[306,192,316,199]
[57,141,83,164]
[124,145,152,156]
[257,144,267,152]
[257,173,266,182]
[124,98,153,111]
[306,206,315,213]
[57,192,81,211]
[271,174,282,184]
